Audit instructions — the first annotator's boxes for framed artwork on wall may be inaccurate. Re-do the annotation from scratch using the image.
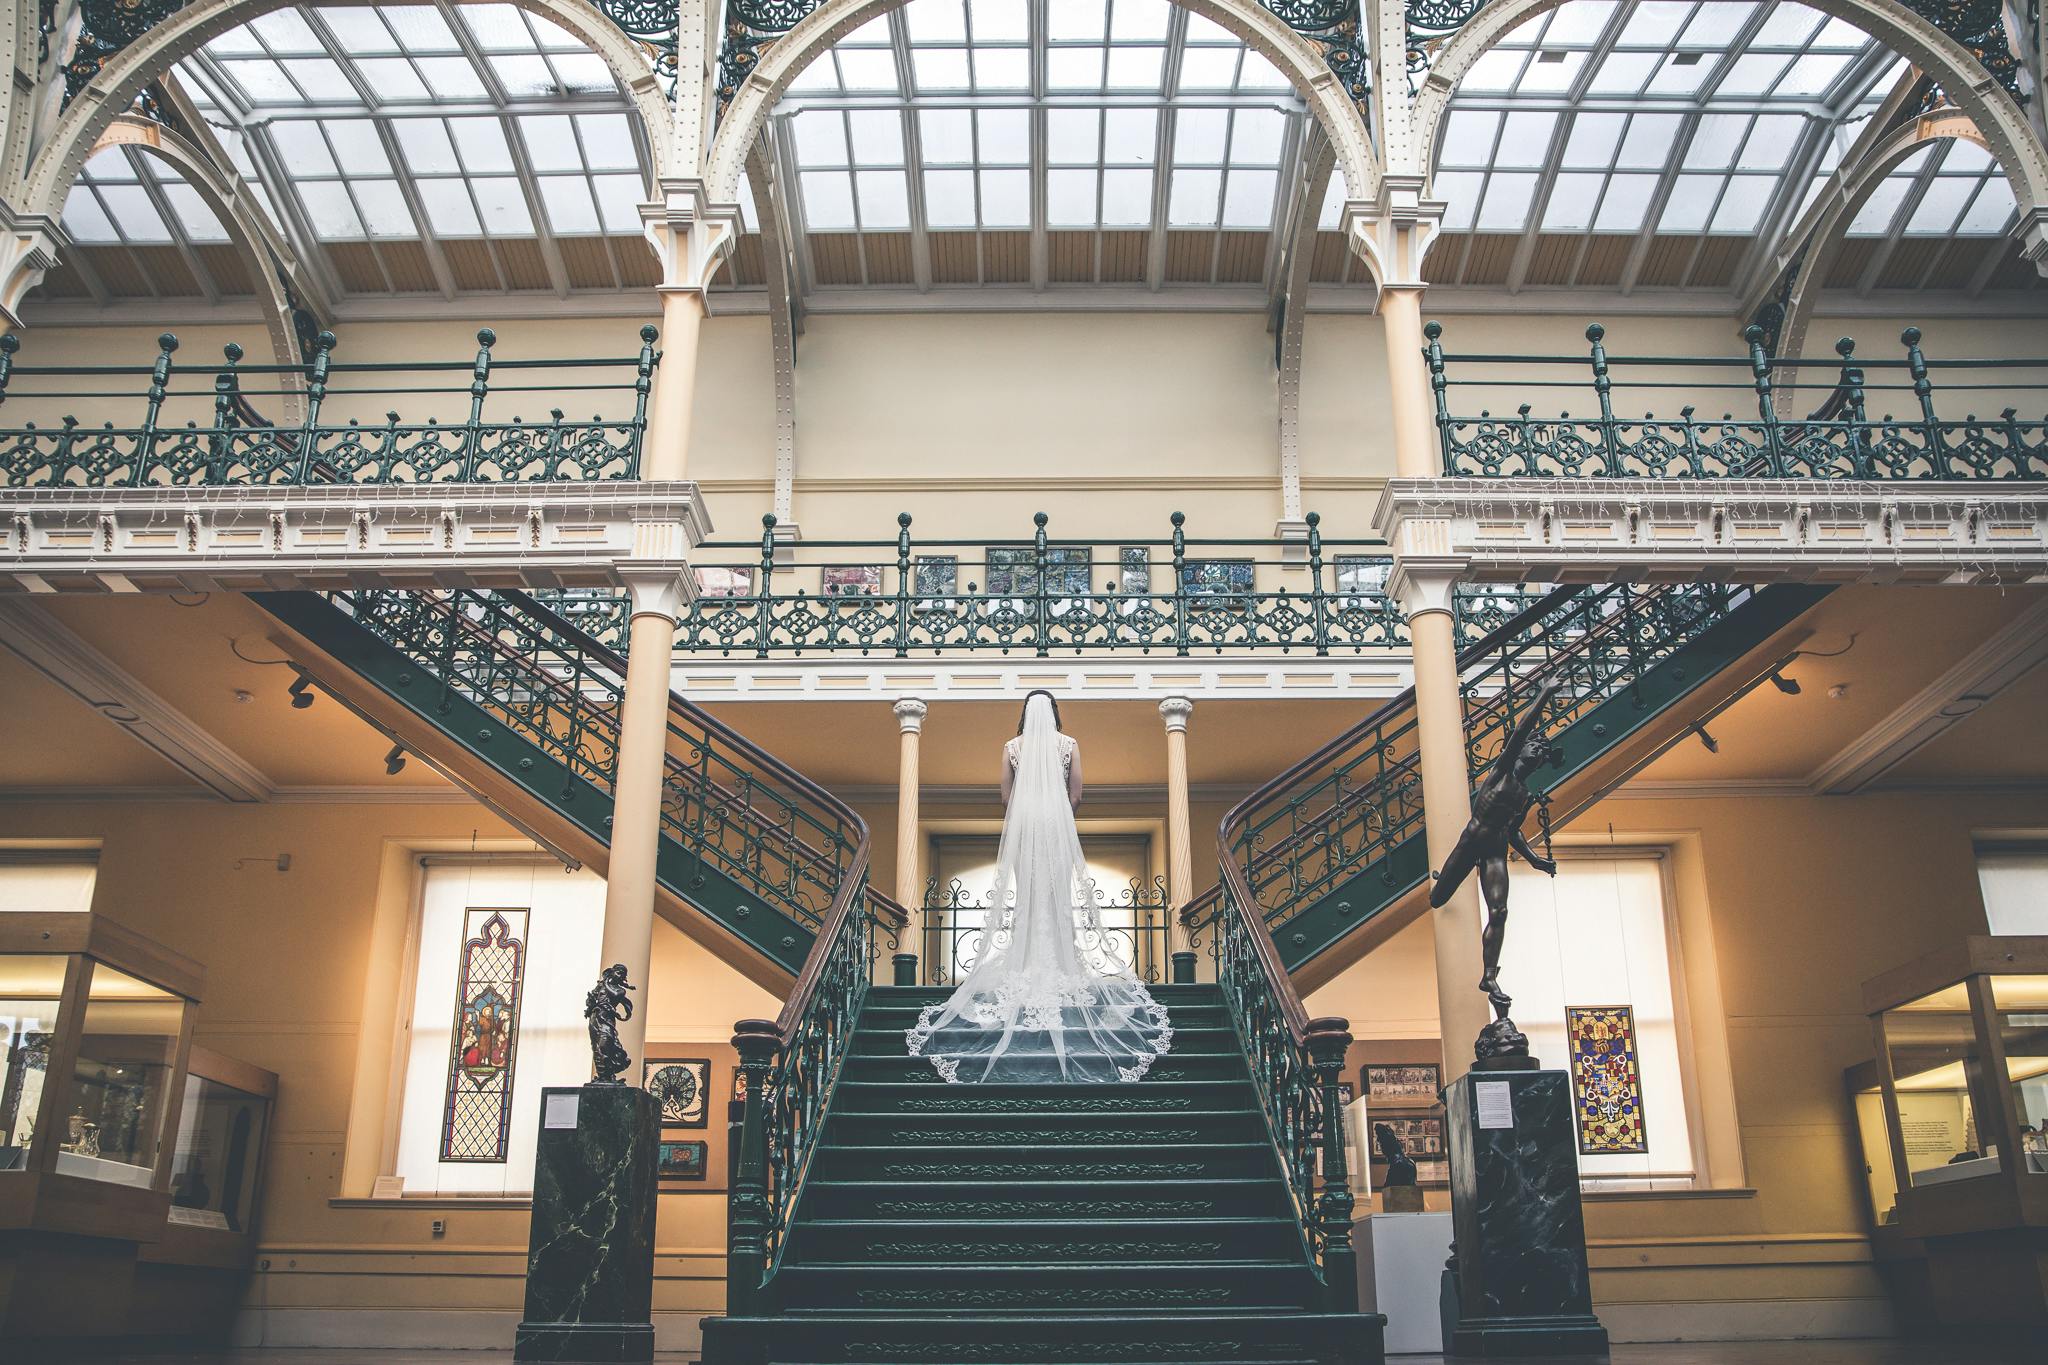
[1362,1063,1441,1103]
[643,1058,708,1129]
[914,555,959,597]
[692,566,754,598]
[1567,1004,1649,1154]
[822,565,883,597]
[657,1139,708,1182]
[1378,1115,1444,1157]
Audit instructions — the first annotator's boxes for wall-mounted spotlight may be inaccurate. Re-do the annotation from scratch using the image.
[1692,723,1719,755]
[288,673,315,709]
[384,744,408,776]
[1767,668,1801,696]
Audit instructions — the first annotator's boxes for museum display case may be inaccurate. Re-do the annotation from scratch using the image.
[0,908,206,1339]
[1862,936,2048,1326]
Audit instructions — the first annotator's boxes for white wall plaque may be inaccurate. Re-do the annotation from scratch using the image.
[1476,1080,1514,1130]
[543,1092,581,1129]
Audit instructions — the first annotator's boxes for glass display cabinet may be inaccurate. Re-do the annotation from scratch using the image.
[1862,935,2048,1328]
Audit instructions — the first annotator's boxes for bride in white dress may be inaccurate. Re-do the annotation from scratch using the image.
[906,691,1173,1083]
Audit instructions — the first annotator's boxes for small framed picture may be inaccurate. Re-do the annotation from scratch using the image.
[657,1139,708,1182]
[822,565,883,597]
[1363,1063,1442,1103]
[693,566,755,598]
[914,555,958,597]
[1337,1081,1356,1106]
[731,1067,749,1103]
[644,1058,709,1128]
[1379,1115,1445,1157]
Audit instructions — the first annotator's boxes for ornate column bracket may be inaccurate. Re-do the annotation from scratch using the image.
[1382,511,1469,621]
[641,176,743,292]
[0,198,67,328]
[1343,172,1445,288]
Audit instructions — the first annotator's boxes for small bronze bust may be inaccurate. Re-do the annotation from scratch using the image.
[1374,1122,1425,1212]
[584,963,636,1085]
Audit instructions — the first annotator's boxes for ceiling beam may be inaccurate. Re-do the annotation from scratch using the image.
[0,598,274,802]
[749,135,802,538]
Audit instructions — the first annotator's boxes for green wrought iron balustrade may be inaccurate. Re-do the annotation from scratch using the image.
[1186,878,1359,1313]
[264,587,864,971]
[727,885,905,1315]
[1191,577,1826,971]
[1428,322,2048,480]
[0,326,655,487]
[539,510,1550,657]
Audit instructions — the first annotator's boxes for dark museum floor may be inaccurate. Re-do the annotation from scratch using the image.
[26,1343,2048,1365]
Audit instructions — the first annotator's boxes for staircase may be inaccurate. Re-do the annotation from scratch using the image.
[702,983,1385,1364]
[253,587,865,983]
[1202,579,1832,984]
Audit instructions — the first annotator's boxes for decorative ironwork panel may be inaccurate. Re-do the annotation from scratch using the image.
[1428,322,2048,480]
[440,909,528,1162]
[922,875,1171,985]
[1901,0,2026,101]
[1566,1004,1647,1155]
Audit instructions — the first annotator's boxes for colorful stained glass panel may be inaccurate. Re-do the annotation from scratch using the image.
[440,908,528,1162]
[1566,1004,1648,1154]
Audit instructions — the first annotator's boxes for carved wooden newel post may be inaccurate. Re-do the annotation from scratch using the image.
[726,1019,779,1318]
[1306,1016,1358,1315]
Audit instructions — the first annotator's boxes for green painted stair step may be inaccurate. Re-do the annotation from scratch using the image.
[767,1261,1322,1313]
[823,1107,1267,1147]
[843,1053,1246,1084]
[797,1178,1294,1223]
[700,1310,1376,1364]
[848,1025,1240,1058]
[788,1217,1307,1264]
[827,1079,1258,1115]
[810,1140,1276,1183]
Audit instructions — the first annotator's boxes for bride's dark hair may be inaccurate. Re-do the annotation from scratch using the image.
[1017,689,1062,734]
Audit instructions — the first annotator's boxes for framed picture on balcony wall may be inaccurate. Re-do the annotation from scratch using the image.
[986,546,1091,598]
[1363,1063,1441,1102]
[692,566,754,599]
[822,565,883,597]
[1118,547,1150,594]
[914,555,958,597]
[1180,560,1255,609]
[1334,556,1387,603]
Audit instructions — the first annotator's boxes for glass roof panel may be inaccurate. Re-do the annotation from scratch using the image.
[1428,0,2021,266]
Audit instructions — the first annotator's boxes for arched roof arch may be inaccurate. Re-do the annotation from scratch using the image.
[22,0,675,223]
[1407,0,2048,276]
[705,0,1378,212]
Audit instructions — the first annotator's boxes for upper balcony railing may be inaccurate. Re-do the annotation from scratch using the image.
[539,511,1552,659]
[0,327,657,488]
[1427,322,2048,481]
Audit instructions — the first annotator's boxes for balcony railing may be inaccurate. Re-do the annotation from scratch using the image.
[1427,322,2048,481]
[0,327,656,487]
[918,874,1174,987]
[541,511,1553,658]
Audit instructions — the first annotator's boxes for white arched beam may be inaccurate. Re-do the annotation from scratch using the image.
[1407,0,2048,278]
[10,0,675,314]
[1276,133,1335,537]
[705,0,1379,214]
[745,134,802,540]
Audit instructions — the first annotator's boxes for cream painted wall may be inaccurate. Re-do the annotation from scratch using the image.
[0,797,784,1353]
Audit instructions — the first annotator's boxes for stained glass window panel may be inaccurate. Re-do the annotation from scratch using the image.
[1567,1004,1649,1154]
[440,908,529,1162]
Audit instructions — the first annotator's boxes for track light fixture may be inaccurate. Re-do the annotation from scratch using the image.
[1767,668,1801,695]
[384,744,407,776]
[288,673,315,709]
[1692,723,1719,755]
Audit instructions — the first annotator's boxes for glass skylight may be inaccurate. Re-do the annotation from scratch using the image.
[175,3,652,252]
[772,0,1308,286]
[61,147,230,247]
[1435,1,1916,238]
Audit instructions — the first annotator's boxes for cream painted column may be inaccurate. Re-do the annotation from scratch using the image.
[643,287,705,480]
[1390,556,1489,1085]
[1159,697,1196,928]
[596,560,690,1074]
[1381,284,1436,479]
[893,698,928,907]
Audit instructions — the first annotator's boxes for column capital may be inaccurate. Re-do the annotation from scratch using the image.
[619,566,690,622]
[0,198,67,328]
[893,697,928,734]
[1158,696,1194,733]
[640,177,744,293]
[1381,507,1470,620]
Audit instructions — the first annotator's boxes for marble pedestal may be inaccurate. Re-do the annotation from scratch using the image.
[1443,1070,1608,1358]
[514,1085,659,1363]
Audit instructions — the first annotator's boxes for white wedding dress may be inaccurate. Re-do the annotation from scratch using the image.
[905,694,1173,1083]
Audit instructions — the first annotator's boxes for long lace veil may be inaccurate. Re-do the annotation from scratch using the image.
[906,694,1172,1083]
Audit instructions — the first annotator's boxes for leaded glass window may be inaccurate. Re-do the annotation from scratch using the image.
[440,908,528,1162]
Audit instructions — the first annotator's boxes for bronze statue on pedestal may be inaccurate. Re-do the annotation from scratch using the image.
[584,963,636,1085]
[1429,682,1560,1068]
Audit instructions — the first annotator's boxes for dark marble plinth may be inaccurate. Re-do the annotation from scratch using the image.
[1444,1071,1607,1358]
[514,1085,659,1363]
